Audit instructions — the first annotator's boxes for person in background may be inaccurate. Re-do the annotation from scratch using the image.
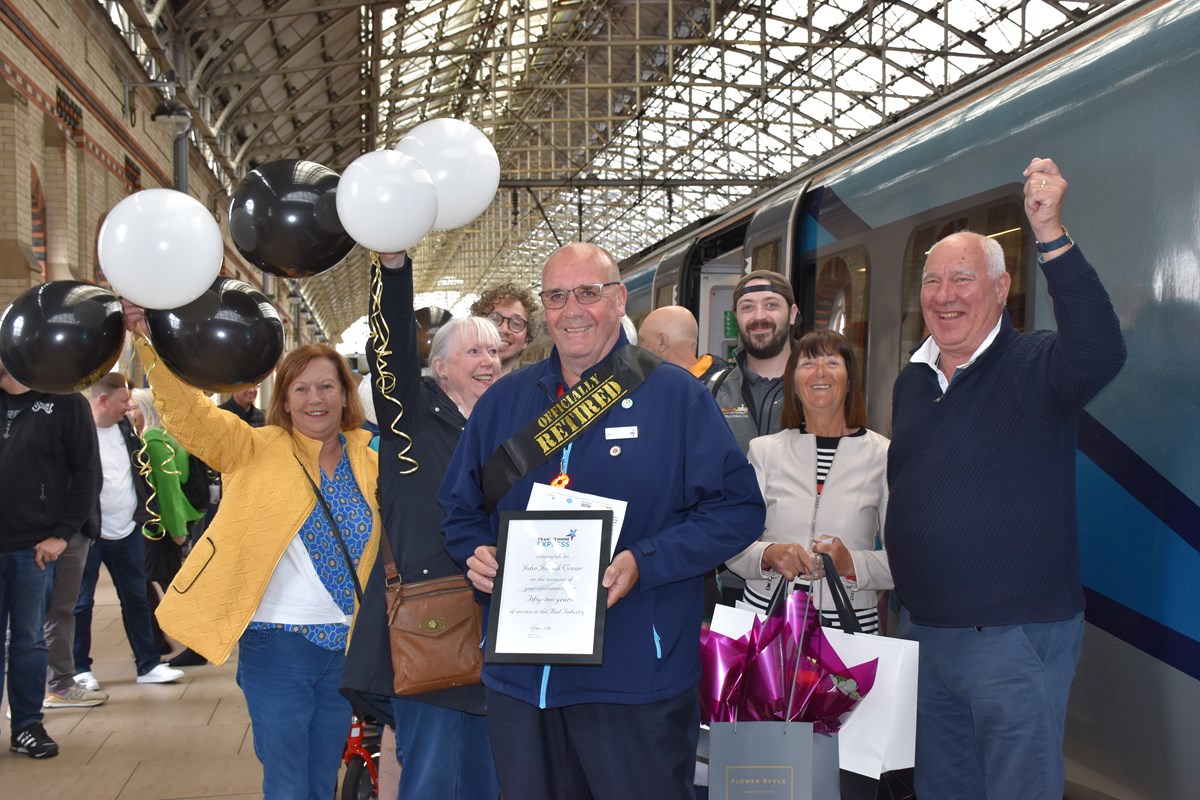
[887,158,1126,798]
[471,282,538,375]
[219,384,265,427]
[342,251,501,799]
[1,363,100,758]
[129,388,203,660]
[440,242,764,799]
[122,303,382,800]
[708,271,799,452]
[73,374,184,692]
[726,330,891,632]
[707,272,799,606]
[638,305,728,382]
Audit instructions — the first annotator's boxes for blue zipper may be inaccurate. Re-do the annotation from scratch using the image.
[653,625,662,659]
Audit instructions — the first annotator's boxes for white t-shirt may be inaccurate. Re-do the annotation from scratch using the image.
[96,424,137,540]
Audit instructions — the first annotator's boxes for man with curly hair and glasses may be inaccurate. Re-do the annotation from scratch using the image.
[470,283,539,375]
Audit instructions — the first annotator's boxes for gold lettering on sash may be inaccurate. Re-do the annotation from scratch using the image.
[532,374,630,456]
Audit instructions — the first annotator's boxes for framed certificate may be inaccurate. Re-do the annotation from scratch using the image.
[485,509,613,665]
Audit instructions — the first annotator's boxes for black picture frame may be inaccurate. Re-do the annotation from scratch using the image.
[485,509,613,665]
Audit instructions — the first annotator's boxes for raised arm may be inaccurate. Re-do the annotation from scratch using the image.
[365,252,423,443]
[123,303,266,473]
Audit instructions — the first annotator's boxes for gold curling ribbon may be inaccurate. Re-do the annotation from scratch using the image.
[368,253,419,475]
[132,344,168,540]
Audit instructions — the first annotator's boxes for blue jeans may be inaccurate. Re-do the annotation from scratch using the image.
[391,696,498,800]
[237,628,350,800]
[0,547,53,732]
[73,533,160,676]
[899,609,1084,800]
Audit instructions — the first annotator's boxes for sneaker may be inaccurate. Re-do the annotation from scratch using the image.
[74,671,101,691]
[136,664,185,684]
[44,684,109,709]
[10,721,59,759]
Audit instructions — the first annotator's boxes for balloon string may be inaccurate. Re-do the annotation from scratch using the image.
[133,338,168,541]
[369,253,419,475]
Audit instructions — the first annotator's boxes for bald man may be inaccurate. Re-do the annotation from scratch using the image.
[638,306,726,381]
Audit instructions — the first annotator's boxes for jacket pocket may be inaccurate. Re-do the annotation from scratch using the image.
[170,538,216,594]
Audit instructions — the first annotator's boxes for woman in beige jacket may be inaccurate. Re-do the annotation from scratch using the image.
[726,330,891,632]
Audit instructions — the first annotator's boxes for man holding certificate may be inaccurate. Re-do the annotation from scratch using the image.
[440,242,765,799]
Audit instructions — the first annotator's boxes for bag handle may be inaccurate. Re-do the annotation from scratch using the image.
[295,456,364,604]
[815,552,862,634]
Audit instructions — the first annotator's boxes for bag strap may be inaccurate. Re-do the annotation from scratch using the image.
[295,455,365,604]
[480,344,661,512]
[815,552,863,634]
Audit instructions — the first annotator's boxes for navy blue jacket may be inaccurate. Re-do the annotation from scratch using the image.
[440,334,765,708]
[887,246,1126,627]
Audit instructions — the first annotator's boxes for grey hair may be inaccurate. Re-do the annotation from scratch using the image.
[925,232,1008,281]
[130,387,161,431]
[429,316,503,373]
[979,235,1007,280]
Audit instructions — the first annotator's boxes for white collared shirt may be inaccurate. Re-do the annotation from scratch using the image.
[910,316,1003,394]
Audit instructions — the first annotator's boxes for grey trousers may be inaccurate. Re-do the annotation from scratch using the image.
[44,531,90,694]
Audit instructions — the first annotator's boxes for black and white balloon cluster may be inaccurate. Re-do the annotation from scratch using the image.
[0,119,499,394]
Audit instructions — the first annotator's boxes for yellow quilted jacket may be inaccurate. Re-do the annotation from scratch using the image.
[134,338,381,666]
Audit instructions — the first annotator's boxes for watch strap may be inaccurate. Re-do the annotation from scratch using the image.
[1036,227,1072,253]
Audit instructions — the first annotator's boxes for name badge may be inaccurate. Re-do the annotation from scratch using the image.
[605,426,638,440]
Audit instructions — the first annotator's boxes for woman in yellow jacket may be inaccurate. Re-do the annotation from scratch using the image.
[123,303,380,800]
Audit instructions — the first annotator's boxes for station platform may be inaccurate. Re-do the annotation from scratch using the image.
[0,568,273,799]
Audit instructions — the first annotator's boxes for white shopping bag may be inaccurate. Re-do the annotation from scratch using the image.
[817,627,918,779]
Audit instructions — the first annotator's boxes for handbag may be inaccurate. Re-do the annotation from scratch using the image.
[378,532,483,695]
[811,553,918,781]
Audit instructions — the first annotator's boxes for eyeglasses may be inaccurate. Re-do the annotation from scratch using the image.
[484,310,528,334]
[539,282,620,310]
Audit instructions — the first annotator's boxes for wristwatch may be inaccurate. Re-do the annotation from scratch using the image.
[1035,227,1072,253]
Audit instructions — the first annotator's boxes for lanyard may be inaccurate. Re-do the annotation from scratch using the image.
[549,383,572,487]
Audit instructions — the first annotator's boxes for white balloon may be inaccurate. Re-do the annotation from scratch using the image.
[97,189,224,310]
[394,119,500,230]
[336,150,439,253]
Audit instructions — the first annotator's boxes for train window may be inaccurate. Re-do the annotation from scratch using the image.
[812,247,870,388]
[899,202,1028,369]
[753,240,780,273]
[655,282,675,309]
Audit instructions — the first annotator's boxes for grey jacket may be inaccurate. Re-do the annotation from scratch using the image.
[707,347,786,454]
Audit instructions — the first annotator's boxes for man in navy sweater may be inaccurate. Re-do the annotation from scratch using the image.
[887,157,1126,799]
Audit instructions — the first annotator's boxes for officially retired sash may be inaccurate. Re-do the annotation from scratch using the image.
[480,345,662,512]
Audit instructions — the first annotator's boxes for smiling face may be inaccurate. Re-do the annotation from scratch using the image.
[921,233,1011,368]
[283,357,346,444]
[735,281,797,360]
[794,350,849,420]
[542,244,627,381]
[485,297,531,365]
[434,333,501,412]
[232,385,258,409]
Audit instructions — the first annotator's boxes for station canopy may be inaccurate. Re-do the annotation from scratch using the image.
[108,0,1120,345]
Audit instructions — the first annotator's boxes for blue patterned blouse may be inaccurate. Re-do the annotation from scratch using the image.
[247,437,372,651]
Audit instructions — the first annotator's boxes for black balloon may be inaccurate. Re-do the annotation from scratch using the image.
[229,159,356,279]
[145,278,284,393]
[0,281,124,393]
[415,306,453,365]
